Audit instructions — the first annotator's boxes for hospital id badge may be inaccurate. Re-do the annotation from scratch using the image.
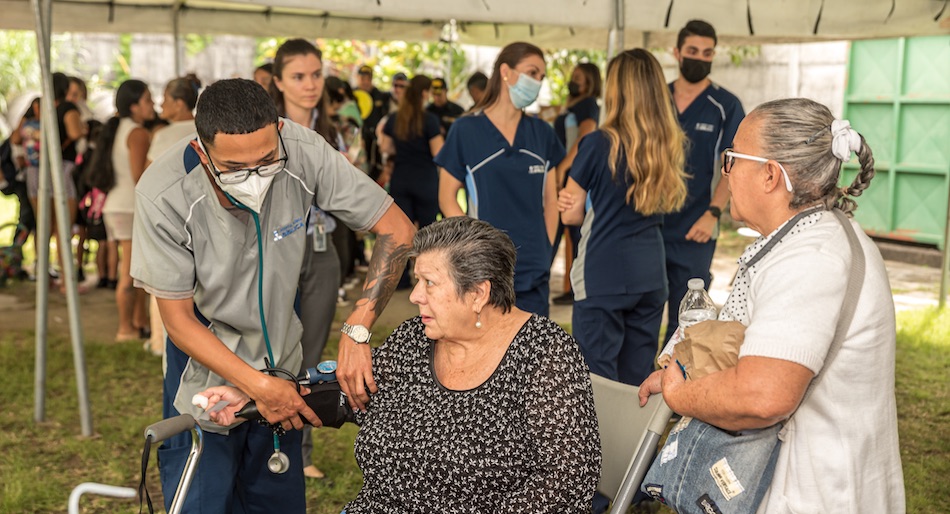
[313,221,327,252]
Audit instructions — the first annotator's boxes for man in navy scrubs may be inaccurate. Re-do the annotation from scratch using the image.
[663,20,745,341]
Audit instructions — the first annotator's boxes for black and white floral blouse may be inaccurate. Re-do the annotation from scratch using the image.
[344,314,602,513]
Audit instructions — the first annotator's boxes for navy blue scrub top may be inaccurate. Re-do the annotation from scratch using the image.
[568,131,666,301]
[662,82,744,241]
[554,96,600,147]
[435,113,566,294]
[383,112,442,189]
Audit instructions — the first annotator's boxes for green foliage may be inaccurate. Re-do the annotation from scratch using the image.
[0,31,40,116]
[108,34,133,90]
[724,45,761,66]
[184,34,214,58]
[544,49,608,106]
[255,37,469,100]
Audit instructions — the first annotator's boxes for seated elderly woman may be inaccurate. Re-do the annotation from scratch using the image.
[639,98,905,512]
[203,216,601,512]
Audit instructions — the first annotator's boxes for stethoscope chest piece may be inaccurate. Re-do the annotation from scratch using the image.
[267,449,290,474]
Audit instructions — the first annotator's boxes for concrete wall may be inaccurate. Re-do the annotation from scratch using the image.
[657,41,850,117]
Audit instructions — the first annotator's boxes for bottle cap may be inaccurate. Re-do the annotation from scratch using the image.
[687,278,705,290]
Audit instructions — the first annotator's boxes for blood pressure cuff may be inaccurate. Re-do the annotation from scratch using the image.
[302,381,355,428]
[238,381,355,429]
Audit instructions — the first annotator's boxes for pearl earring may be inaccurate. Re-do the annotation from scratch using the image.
[475,312,482,329]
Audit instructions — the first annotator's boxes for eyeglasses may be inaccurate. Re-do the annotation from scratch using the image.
[197,128,288,185]
[392,83,406,89]
[722,148,794,193]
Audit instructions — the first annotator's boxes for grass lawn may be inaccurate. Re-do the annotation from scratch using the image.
[1,306,947,513]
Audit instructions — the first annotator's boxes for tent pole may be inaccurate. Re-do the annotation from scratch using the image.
[31,0,94,437]
[607,0,625,58]
[173,2,184,76]
[32,0,51,423]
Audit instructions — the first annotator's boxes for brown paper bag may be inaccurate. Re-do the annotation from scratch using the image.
[672,320,746,380]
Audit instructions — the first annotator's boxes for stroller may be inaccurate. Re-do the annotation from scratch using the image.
[0,222,29,287]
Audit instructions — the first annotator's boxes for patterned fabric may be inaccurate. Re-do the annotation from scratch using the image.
[345,315,601,513]
[720,210,824,325]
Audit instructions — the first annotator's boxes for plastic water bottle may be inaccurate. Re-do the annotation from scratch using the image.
[677,278,717,337]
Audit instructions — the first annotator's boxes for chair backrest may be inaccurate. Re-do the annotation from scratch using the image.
[590,373,673,511]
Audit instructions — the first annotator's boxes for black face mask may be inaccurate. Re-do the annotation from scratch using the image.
[680,57,712,83]
[567,81,582,97]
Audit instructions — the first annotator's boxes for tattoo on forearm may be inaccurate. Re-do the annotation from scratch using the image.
[356,233,411,318]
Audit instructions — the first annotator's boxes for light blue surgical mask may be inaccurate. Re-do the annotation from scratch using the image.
[508,72,542,110]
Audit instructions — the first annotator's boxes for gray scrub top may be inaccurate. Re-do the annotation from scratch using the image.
[131,119,392,426]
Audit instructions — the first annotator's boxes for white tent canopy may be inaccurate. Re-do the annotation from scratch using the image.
[1,0,948,48]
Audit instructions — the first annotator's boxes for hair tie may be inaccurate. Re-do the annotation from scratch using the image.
[830,119,861,162]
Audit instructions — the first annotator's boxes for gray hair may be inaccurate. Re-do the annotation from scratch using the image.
[751,98,875,216]
[411,217,516,313]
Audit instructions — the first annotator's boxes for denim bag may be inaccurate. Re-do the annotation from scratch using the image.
[641,209,865,513]
[641,417,782,513]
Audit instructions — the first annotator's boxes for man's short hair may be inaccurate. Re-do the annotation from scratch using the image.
[466,71,488,91]
[677,19,717,49]
[195,78,278,146]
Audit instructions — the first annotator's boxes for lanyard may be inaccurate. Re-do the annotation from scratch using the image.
[741,207,824,271]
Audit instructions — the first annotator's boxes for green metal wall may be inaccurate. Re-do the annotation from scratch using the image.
[843,36,950,249]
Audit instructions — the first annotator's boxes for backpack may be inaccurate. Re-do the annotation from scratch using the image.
[78,187,107,241]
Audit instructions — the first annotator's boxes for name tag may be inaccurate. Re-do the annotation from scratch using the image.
[695,122,715,132]
[528,164,546,174]
[273,216,305,242]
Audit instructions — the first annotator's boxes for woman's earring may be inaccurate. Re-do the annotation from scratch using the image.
[475,311,482,329]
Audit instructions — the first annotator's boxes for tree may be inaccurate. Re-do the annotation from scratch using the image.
[0,31,40,119]
[255,37,468,97]
[544,49,608,107]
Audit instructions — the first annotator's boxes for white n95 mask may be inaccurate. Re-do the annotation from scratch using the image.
[215,173,276,213]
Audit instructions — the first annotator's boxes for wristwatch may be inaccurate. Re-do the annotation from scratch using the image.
[707,206,722,219]
[341,323,372,345]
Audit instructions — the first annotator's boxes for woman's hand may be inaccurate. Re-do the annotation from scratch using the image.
[557,188,575,212]
[195,386,251,427]
[638,364,688,409]
[638,370,664,407]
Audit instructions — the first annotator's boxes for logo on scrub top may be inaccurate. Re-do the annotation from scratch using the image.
[695,122,715,132]
[528,164,546,174]
[273,216,305,242]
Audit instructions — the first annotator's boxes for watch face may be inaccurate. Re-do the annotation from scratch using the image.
[347,324,370,342]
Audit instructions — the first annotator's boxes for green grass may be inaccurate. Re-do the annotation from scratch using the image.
[0,296,947,512]
[894,307,950,513]
[0,312,391,514]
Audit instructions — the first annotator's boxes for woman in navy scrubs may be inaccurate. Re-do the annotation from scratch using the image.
[436,42,565,317]
[558,49,688,386]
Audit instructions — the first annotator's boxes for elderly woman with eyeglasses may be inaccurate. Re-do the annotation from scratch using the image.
[639,98,905,512]
[347,217,600,512]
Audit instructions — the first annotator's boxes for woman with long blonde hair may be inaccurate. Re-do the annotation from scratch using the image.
[558,48,687,386]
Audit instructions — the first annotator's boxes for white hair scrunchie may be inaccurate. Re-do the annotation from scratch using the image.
[830,119,861,162]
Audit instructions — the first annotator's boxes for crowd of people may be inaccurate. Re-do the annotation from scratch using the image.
[0,17,904,514]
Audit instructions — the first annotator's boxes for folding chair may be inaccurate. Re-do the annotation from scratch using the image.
[590,373,673,514]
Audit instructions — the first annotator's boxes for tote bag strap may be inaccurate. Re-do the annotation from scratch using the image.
[794,209,866,411]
